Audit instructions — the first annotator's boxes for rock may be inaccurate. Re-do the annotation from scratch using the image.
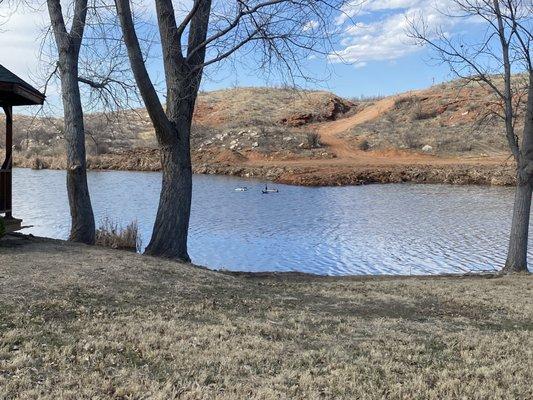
[280,113,314,127]
[422,145,433,152]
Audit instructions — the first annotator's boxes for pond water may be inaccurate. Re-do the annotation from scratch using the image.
[12,168,524,275]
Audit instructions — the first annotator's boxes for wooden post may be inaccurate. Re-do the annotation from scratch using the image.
[3,105,13,218]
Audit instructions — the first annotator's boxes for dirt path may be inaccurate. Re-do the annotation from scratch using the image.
[315,96,398,159]
[242,93,507,171]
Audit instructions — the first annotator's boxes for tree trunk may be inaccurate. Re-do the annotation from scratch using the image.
[503,178,532,273]
[144,128,192,261]
[59,58,95,244]
[504,72,533,273]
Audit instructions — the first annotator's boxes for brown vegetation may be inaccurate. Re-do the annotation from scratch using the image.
[0,236,531,399]
[345,80,513,155]
[95,217,142,252]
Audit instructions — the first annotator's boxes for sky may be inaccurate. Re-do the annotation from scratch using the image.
[0,0,485,110]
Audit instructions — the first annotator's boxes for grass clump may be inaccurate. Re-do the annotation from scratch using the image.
[95,217,142,252]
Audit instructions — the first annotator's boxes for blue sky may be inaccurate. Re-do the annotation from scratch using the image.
[0,0,483,108]
[200,51,454,99]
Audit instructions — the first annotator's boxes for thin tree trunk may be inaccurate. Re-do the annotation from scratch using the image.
[59,58,95,244]
[48,0,95,244]
[144,127,192,261]
[504,72,533,273]
[503,179,532,272]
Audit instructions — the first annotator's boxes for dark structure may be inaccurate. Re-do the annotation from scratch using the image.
[0,65,45,231]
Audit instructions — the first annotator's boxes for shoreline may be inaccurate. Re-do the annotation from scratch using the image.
[9,234,506,278]
[14,149,517,187]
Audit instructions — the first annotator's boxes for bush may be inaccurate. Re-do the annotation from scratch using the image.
[95,217,142,252]
[358,139,370,151]
[401,130,422,149]
[306,132,321,148]
[0,217,5,238]
[411,106,440,121]
[394,95,418,109]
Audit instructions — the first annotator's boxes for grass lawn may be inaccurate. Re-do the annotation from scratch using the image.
[0,235,532,399]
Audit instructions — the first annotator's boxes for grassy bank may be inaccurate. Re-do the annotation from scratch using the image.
[0,236,532,399]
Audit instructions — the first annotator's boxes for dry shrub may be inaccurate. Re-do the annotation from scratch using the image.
[305,132,321,148]
[401,130,422,149]
[411,105,440,121]
[394,95,418,109]
[358,139,370,151]
[95,217,142,252]
[31,157,48,170]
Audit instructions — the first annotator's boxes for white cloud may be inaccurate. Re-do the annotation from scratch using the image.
[303,20,319,32]
[332,0,463,65]
[0,5,48,83]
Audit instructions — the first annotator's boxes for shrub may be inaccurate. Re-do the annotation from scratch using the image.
[358,139,370,151]
[0,217,5,238]
[306,132,321,148]
[401,130,422,149]
[95,217,142,252]
[394,95,418,109]
[411,106,440,121]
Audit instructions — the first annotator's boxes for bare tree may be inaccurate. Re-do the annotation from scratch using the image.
[44,0,139,244]
[47,0,96,244]
[115,0,347,261]
[409,0,532,272]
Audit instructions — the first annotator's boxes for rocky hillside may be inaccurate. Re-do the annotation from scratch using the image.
[0,87,355,161]
[0,81,523,186]
[343,79,522,156]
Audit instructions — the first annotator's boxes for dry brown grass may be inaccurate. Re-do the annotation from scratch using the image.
[95,217,142,252]
[194,87,352,128]
[0,236,532,399]
[348,82,515,156]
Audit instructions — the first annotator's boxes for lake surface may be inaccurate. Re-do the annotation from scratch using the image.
[12,168,524,275]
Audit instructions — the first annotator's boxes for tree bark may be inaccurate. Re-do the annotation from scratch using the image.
[59,58,95,244]
[116,0,210,260]
[48,0,95,244]
[503,179,532,272]
[503,72,533,273]
[144,133,192,261]
[143,82,198,261]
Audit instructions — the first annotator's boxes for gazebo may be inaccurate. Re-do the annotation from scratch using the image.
[0,64,45,231]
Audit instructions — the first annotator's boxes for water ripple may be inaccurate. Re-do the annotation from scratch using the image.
[12,168,527,275]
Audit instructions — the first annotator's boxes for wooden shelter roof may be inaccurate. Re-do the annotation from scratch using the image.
[0,64,45,107]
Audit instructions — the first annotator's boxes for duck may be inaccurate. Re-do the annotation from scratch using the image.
[262,185,279,194]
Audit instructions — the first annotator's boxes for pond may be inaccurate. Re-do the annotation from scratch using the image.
[12,168,523,275]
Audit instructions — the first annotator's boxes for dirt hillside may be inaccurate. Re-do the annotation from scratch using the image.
[0,81,521,186]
